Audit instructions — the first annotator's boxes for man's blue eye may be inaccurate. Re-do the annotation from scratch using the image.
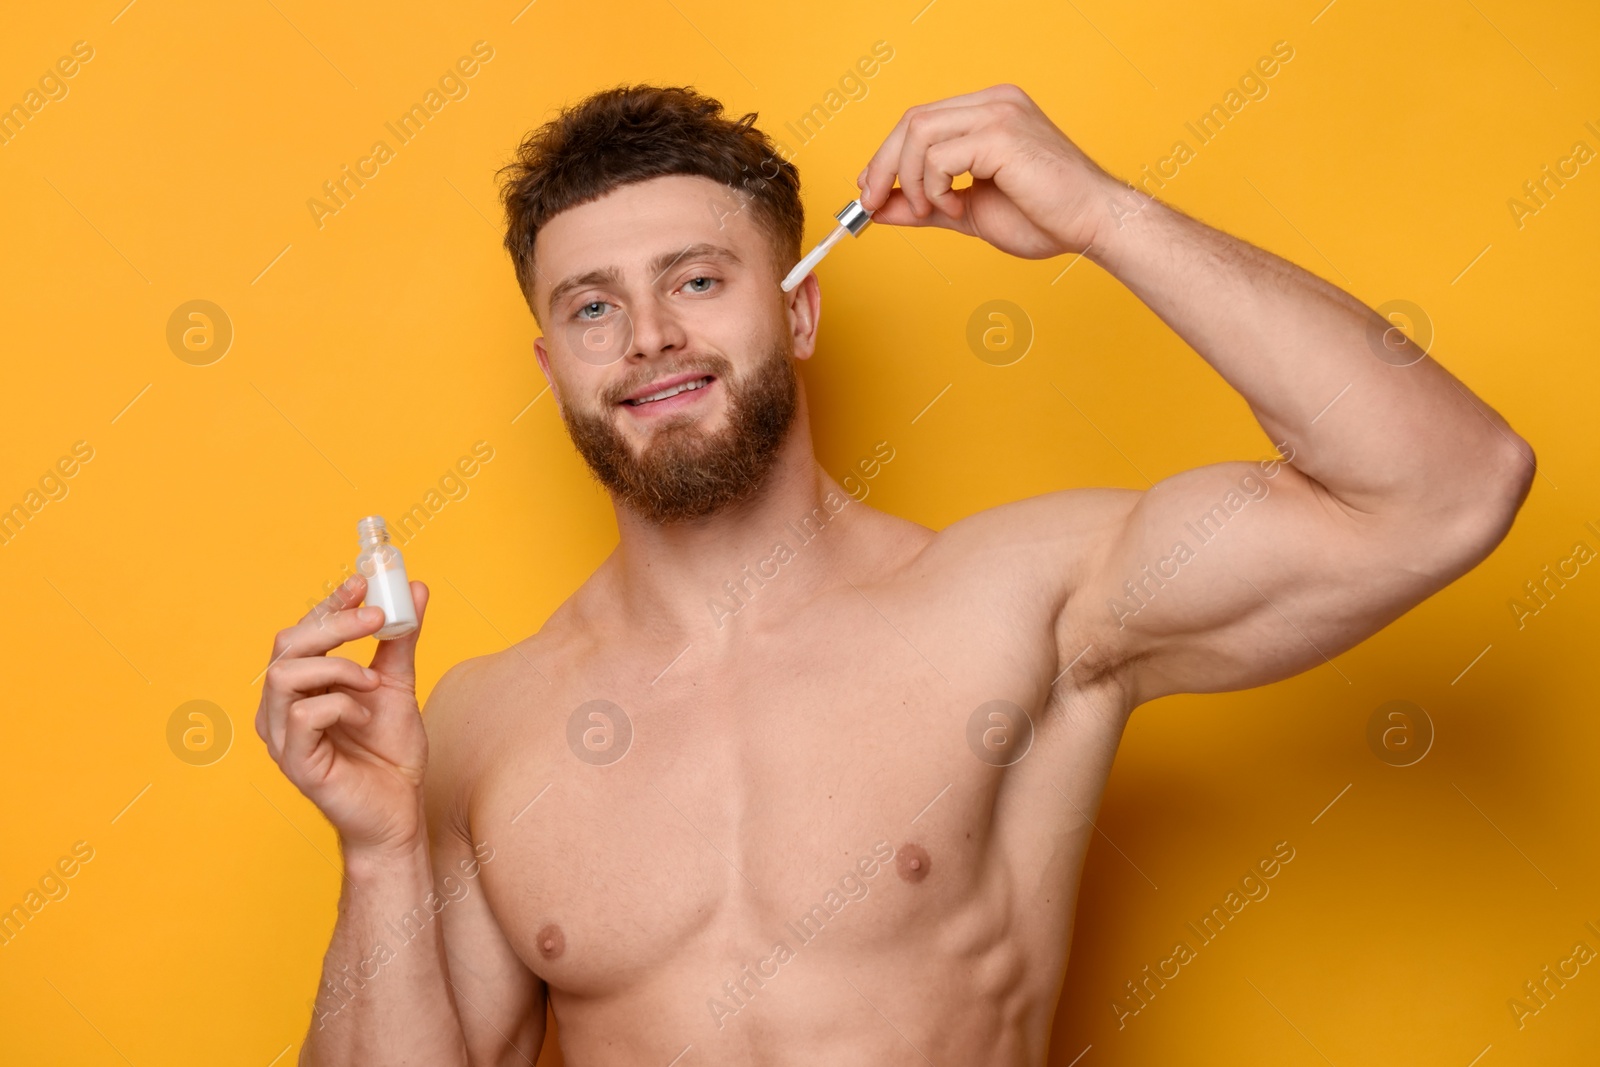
[574,278,714,319]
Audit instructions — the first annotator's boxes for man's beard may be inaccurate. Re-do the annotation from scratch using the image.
[560,332,799,524]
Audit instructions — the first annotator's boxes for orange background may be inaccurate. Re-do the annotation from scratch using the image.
[2,1,1597,1063]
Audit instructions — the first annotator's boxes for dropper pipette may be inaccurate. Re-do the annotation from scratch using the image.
[781,198,874,292]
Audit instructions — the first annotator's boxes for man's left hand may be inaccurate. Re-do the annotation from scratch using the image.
[857,83,1121,259]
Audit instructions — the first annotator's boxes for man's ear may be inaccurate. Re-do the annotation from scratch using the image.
[786,272,822,361]
[533,337,562,406]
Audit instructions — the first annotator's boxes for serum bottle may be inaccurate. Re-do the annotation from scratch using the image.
[355,516,418,639]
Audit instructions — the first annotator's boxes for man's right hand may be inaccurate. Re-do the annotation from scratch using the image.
[256,574,432,858]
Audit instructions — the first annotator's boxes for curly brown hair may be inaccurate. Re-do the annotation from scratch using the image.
[496,84,805,329]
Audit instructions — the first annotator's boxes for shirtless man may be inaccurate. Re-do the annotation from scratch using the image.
[257,83,1534,1065]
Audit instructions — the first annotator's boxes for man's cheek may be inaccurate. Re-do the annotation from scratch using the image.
[561,308,636,367]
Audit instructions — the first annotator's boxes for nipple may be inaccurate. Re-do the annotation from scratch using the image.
[896,842,931,884]
[536,923,565,960]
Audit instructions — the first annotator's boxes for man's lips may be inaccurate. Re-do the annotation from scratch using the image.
[620,373,717,407]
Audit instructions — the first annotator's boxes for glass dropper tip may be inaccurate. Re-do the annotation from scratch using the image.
[781,198,874,293]
[782,226,847,292]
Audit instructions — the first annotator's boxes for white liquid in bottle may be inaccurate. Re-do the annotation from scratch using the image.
[355,515,418,640]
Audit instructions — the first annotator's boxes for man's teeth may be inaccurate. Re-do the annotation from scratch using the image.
[628,376,712,405]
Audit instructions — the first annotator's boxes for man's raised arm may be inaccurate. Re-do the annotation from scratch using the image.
[1057,172,1535,702]
[853,83,1535,704]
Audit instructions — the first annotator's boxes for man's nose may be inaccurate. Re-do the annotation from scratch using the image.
[626,293,689,360]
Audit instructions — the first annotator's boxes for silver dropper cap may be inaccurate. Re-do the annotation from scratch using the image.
[835,198,873,235]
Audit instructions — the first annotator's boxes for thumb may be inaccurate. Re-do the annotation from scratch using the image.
[369,580,429,684]
[869,188,946,229]
[871,187,977,238]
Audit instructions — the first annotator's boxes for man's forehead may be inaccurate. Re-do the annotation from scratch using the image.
[535,175,762,304]
[537,175,756,266]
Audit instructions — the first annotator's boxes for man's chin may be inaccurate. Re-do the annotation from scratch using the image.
[620,409,727,450]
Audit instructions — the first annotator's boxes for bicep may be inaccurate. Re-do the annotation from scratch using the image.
[1065,459,1441,703]
[431,826,547,1066]
[422,662,547,1065]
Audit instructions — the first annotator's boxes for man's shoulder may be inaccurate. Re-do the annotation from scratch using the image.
[422,627,571,764]
[424,628,567,726]
[886,485,1142,705]
[913,484,1141,583]
[420,628,571,840]
[868,486,1142,667]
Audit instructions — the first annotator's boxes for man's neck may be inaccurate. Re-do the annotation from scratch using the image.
[600,420,862,644]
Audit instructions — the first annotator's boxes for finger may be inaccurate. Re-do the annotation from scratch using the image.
[921,129,1009,225]
[860,86,1012,193]
[271,596,387,667]
[895,105,995,219]
[268,659,384,700]
[867,187,945,229]
[260,603,384,749]
[369,581,429,684]
[280,692,372,781]
[260,654,378,760]
[859,85,1023,214]
[301,574,366,627]
[265,655,381,704]
[860,97,977,214]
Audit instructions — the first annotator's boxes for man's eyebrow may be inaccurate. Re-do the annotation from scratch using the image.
[545,242,743,314]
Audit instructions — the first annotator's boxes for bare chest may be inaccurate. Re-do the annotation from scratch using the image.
[466,586,1118,999]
